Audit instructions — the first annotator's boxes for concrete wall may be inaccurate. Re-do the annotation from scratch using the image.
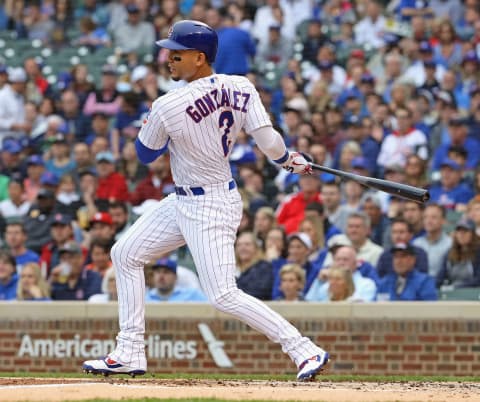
[1,302,479,375]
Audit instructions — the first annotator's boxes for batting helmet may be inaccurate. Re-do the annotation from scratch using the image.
[156,20,218,63]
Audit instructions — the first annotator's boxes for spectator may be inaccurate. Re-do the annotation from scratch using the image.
[146,257,207,302]
[88,212,115,244]
[264,226,288,262]
[16,262,50,301]
[276,263,306,301]
[4,220,39,272]
[320,180,349,232]
[110,4,155,54]
[0,250,18,300]
[377,218,429,277]
[354,0,386,49]
[18,2,54,42]
[24,188,58,253]
[129,154,173,207]
[377,106,428,171]
[40,213,74,277]
[299,215,327,264]
[73,16,111,50]
[23,155,45,203]
[401,199,426,239]
[108,201,131,241]
[306,245,377,302]
[436,218,480,288]
[117,140,149,191]
[276,174,322,234]
[76,169,99,230]
[428,158,474,211]
[413,203,453,278]
[214,11,256,76]
[324,267,356,302]
[377,243,437,301]
[0,180,30,219]
[300,19,331,64]
[0,67,29,144]
[432,20,463,69]
[431,115,480,172]
[56,174,81,217]
[88,266,117,302]
[273,232,316,299]
[84,238,113,278]
[404,154,428,189]
[44,133,76,178]
[74,0,109,29]
[83,64,121,117]
[253,206,276,248]
[331,212,384,267]
[361,192,389,247]
[235,231,273,301]
[255,24,292,75]
[86,112,113,147]
[23,58,51,104]
[95,151,129,203]
[58,90,91,143]
[50,241,102,300]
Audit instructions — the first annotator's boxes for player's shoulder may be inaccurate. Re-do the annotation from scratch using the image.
[151,87,188,110]
[216,74,256,90]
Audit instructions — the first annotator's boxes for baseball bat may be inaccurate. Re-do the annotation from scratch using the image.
[309,163,430,203]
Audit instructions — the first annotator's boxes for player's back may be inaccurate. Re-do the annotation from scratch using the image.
[157,74,270,186]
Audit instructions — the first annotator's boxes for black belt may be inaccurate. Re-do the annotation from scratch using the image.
[175,180,236,196]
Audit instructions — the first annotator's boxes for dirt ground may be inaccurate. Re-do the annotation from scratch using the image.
[1,377,479,402]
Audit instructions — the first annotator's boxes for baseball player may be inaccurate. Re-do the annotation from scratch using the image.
[83,20,329,381]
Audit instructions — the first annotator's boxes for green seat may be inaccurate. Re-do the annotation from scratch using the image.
[439,287,480,301]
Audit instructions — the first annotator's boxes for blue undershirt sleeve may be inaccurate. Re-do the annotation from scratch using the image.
[135,137,170,164]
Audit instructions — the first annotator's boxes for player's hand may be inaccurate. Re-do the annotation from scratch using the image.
[282,151,312,175]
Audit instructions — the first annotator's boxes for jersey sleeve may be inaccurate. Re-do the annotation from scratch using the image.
[137,98,169,150]
[243,82,272,134]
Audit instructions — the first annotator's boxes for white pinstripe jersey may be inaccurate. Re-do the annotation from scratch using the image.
[138,74,271,186]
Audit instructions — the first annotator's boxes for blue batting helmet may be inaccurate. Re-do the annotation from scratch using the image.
[156,20,218,63]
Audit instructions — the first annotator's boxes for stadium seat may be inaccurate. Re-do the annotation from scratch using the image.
[439,287,480,301]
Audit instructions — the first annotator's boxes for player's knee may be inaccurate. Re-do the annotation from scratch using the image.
[209,288,242,313]
[110,240,129,268]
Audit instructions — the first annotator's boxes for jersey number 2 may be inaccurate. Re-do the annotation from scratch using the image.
[219,111,234,157]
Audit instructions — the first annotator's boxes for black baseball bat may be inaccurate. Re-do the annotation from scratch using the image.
[309,163,430,203]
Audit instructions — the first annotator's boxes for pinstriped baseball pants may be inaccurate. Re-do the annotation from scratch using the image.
[109,183,324,370]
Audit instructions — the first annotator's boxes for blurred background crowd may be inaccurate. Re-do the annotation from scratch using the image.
[0,0,480,304]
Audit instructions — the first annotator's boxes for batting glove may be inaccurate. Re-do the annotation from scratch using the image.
[281,151,313,175]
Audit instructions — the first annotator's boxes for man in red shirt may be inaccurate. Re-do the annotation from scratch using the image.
[95,151,129,202]
[276,174,322,234]
[129,154,173,206]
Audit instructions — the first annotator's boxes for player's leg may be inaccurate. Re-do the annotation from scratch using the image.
[83,194,185,376]
[177,190,328,380]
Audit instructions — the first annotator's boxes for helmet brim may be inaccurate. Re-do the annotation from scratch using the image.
[155,38,193,51]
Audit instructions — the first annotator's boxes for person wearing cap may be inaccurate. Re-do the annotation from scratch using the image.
[146,257,207,302]
[377,217,429,278]
[377,106,428,172]
[24,187,59,254]
[40,213,75,277]
[4,221,40,273]
[299,19,331,64]
[44,133,76,178]
[429,157,474,210]
[436,218,480,289]
[0,250,19,300]
[271,232,317,300]
[0,67,30,143]
[83,65,121,117]
[255,23,293,77]
[431,114,480,172]
[50,240,102,300]
[110,3,155,54]
[95,151,129,203]
[235,231,274,301]
[0,180,31,219]
[353,0,386,49]
[24,155,45,203]
[88,212,116,245]
[306,244,377,302]
[377,243,437,301]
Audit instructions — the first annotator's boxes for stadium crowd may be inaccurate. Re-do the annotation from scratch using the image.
[0,0,480,303]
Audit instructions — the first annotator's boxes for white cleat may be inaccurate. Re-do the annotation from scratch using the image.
[296,352,330,381]
[82,357,146,377]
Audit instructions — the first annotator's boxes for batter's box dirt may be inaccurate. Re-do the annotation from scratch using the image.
[0,377,479,402]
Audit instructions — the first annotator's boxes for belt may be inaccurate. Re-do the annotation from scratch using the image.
[175,180,236,196]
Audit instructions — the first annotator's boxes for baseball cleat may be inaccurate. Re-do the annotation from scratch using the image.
[82,357,146,377]
[296,352,330,381]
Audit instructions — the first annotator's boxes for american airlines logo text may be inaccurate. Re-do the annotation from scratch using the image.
[17,323,233,366]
